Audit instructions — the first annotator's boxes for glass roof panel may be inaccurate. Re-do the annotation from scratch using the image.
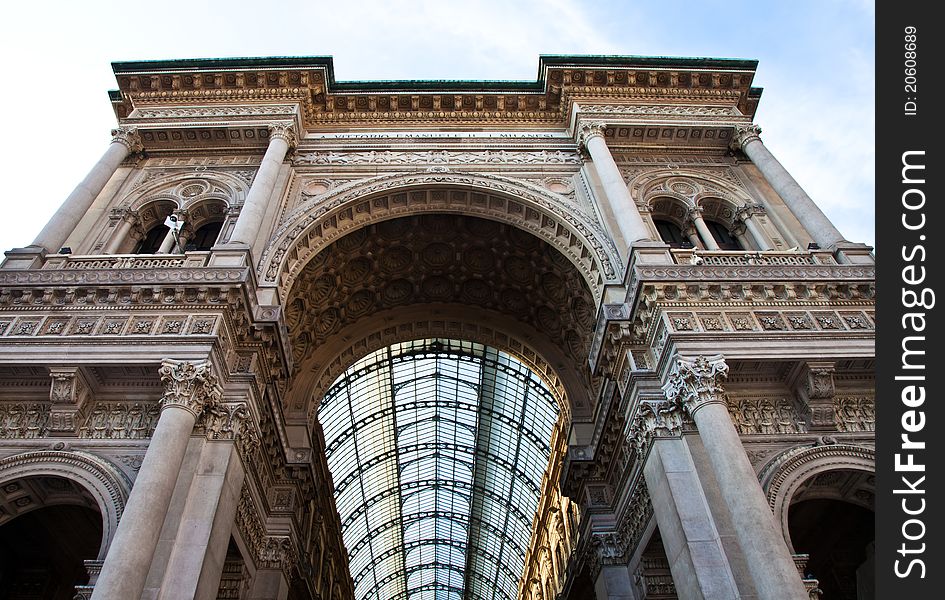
[318,339,559,600]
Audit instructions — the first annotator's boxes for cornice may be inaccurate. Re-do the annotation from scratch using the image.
[109,55,761,129]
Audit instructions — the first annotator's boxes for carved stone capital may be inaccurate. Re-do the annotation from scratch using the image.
[268,122,298,149]
[577,120,607,151]
[157,359,221,418]
[629,400,684,457]
[663,355,729,417]
[730,123,762,150]
[110,126,144,153]
[258,535,298,575]
[735,203,765,223]
[195,401,250,441]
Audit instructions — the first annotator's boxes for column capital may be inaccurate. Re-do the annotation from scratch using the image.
[267,122,298,148]
[730,123,762,151]
[576,120,607,150]
[158,359,221,417]
[110,126,144,153]
[663,355,729,416]
[734,202,765,222]
[109,206,139,224]
[629,400,685,457]
[196,401,251,441]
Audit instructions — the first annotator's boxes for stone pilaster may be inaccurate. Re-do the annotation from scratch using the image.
[634,399,740,600]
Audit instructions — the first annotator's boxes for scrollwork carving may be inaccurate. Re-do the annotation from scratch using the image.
[157,359,221,417]
[662,355,729,416]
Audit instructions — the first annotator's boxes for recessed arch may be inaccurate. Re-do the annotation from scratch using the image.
[282,212,598,422]
[125,171,249,212]
[0,450,132,561]
[258,171,621,303]
[759,443,874,552]
[289,304,593,423]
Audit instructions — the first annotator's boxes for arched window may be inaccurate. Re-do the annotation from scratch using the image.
[134,224,169,254]
[706,220,743,250]
[653,219,688,248]
[187,220,223,251]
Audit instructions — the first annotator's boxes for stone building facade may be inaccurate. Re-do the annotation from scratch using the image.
[0,55,875,600]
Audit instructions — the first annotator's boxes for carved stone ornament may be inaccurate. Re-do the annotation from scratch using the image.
[259,535,298,575]
[157,359,222,417]
[267,122,298,148]
[110,126,144,153]
[730,123,762,151]
[577,120,607,151]
[195,402,250,441]
[662,355,729,417]
[629,400,684,457]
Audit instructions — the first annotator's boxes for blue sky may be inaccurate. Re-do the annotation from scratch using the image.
[0,0,874,250]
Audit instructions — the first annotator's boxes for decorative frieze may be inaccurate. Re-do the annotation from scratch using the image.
[0,313,220,338]
[834,396,875,432]
[0,403,50,438]
[727,396,807,435]
[293,148,581,167]
[79,402,160,439]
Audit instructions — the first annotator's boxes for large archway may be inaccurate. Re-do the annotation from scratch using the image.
[282,199,600,599]
[283,212,599,422]
[0,475,104,599]
[260,174,622,304]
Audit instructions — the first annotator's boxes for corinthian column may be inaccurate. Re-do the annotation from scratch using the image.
[578,122,652,256]
[732,124,844,249]
[92,360,221,600]
[33,127,142,253]
[663,355,807,599]
[229,123,296,246]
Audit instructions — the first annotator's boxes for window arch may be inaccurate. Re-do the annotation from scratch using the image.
[134,224,170,254]
[186,220,223,251]
[653,219,689,248]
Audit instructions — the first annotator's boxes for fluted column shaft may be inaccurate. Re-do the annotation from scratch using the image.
[229,123,295,246]
[734,125,844,248]
[92,360,221,600]
[580,123,651,253]
[664,356,807,599]
[33,128,141,252]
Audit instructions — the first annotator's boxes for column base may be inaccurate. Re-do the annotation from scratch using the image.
[208,243,252,267]
[832,241,874,265]
[1,245,47,270]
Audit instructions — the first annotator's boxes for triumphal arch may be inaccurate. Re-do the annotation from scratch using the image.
[0,55,875,600]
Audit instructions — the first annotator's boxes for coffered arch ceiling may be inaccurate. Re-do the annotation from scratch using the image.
[283,213,598,421]
[259,172,622,304]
